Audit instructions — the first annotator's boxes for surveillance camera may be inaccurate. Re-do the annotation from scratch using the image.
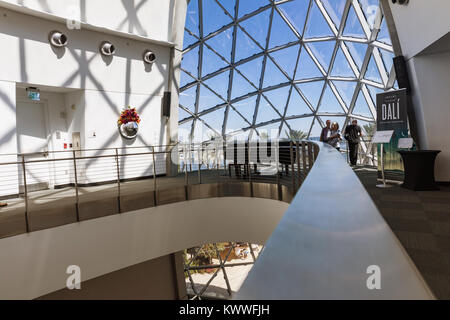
[48,30,68,48]
[143,50,156,64]
[391,0,409,4]
[99,41,116,56]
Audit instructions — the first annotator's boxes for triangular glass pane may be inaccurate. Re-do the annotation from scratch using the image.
[179,85,197,113]
[307,41,335,71]
[332,80,357,107]
[179,120,193,142]
[278,0,309,36]
[183,29,198,50]
[185,0,200,36]
[304,1,334,39]
[238,0,269,18]
[263,86,291,115]
[256,96,282,124]
[377,17,392,45]
[366,85,384,105]
[192,119,207,142]
[231,70,257,100]
[203,70,230,100]
[205,28,233,63]
[360,0,380,30]
[331,47,355,78]
[286,87,313,117]
[182,46,199,78]
[200,108,226,133]
[295,48,323,79]
[202,0,233,36]
[296,81,325,109]
[352,90,373,118]
[217,0,236,17]
[345,41,367,71]
[343,4,366,39]
[236,56,264,87]
[317,85,345,114]
[238,8,271,48]
[310,118,323,139]
[380,48,394,74]
[269,9,298,49]
[198,85,225,113]
[263,57,289,88]
[202,44,228,76]
[178,107,193,122]
[232,95,257,123]
[364,54,382,83]
[322,0,346,29]
[285,117,314,138]
[234,27,263,62]
[269,45,299,79]
[226,107,251,133]
[180,70,196,88]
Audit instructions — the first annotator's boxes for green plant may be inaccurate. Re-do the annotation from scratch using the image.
[363,123,376,138]
[285,129,308,141]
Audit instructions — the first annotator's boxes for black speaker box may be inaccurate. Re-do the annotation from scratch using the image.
[393,55,411,93]
[162,91,171,117]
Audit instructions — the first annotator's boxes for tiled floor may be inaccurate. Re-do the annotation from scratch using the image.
[355,167,450,300]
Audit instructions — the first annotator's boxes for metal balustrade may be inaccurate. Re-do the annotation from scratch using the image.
[0,140,319,240]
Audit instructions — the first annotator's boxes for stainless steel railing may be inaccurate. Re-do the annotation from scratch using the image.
[0,140,319,239]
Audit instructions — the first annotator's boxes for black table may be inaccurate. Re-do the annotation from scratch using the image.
[398,150,441,191]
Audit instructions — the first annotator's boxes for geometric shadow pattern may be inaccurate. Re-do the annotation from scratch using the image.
[179,0,396,151]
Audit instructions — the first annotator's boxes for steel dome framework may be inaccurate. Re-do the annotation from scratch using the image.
[179,0,396,151]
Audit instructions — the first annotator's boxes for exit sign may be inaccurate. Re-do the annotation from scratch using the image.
[28,91,40,101]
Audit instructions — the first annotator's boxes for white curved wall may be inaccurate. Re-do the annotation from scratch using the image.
[0,197,288,300]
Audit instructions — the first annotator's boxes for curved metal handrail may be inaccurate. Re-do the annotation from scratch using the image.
[236,142,435,300]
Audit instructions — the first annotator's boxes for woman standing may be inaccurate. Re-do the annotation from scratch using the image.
[327,122,342,151]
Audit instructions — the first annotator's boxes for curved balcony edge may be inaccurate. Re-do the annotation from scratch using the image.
[236,142,435,300]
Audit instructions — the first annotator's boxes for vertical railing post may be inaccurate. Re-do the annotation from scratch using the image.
[198,144,202,184]
[152,146,158,206]
[115,148,121,213]
[72,150,80,222]
[21,155,30,233]
[248,142,253,197]
[276,142,281,201]
[307,142,314,170]
[290,141,296,193]
[295,141,301,191]
[301,141,307,175]
[184,146,189,200]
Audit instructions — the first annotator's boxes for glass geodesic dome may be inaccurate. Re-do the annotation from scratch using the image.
[179,0,396,146]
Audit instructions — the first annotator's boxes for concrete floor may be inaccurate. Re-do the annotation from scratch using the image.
[355,166,450,300]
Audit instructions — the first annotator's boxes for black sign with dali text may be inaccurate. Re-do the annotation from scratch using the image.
[376,89,408,131]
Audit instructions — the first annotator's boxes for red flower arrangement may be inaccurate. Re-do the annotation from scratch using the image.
[118,106,141,125]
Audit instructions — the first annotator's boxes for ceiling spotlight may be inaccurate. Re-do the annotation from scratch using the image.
[99,41,116,56]
[143,50,156,64]
[48,30,68,48]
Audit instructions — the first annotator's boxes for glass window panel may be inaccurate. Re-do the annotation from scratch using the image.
[263,86,291,115]
[226,107,251,133]
[202,0,233,36]
[180,70,196,88]
[179,85,198,112]
[200,108,226,133]
[377,17,392,45]
[345,41,367,71]
[352,90,373,118]
[202,44,228,76]
[231,71,257,100]
[268,10,298,49]
[295,47,323,80]
[179,120,193,142]
[256,97,282,124]
[285,117,314,138]
[332,80,357,107]
[364,54,382,83]
[296,81,325,110]
[234,27,263,62]
[217,0,236,17]
[203,70,230,100]
[317,85,345,114]
[322,0,346,29]
[183,30,199,50]
[186,0,200,36]
[232,95,258,123]
[179,107,193,122]
[359,0,380,30]
[263,57,290,88]
[343,4,366,38]
[310,118,324,139]
[379,48,394,75]
[236,56,264,87]
[307,41,335,71]
[285,87,313,117]
[331,47,356,78]
[238,8,271,48]
[182,46,200,78]
[269,45,300,79]
[198,85,226,113]
[366,85,384,105]
[238,0,270,18]
[319,116,346,131]
[205,28,234,63]
[255,121,282,140]
[278,0,309,35]
[304,1,334,38]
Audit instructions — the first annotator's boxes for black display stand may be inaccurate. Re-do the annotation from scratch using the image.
[397,150,441,191]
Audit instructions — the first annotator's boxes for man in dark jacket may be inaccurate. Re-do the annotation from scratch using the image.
[344,119,362,166]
